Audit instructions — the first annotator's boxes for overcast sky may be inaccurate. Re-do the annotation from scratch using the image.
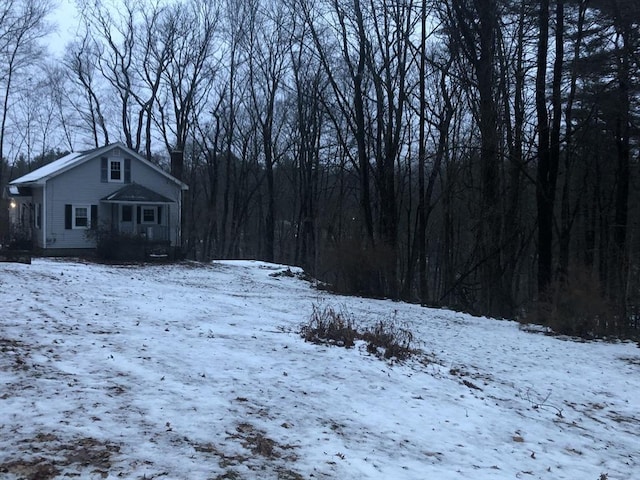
[48,0,80,56]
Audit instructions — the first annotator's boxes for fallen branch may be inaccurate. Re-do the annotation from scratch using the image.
[524,388,564,418]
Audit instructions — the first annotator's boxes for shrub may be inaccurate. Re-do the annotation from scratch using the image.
[300,305,358,347]
[4,224,32,250]
[6,236,32,251]
[88,227,147,261]
[300,304,416,360]
[533,267,614,337]
[362,318,415,360]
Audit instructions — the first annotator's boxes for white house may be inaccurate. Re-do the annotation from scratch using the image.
[8,142,188,256]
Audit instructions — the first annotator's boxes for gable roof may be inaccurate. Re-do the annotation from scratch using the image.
[102,183,174,204]
[9,142,188,189]
[11,152,85,184]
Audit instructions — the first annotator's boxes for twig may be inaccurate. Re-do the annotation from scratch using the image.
[524,387,564,418]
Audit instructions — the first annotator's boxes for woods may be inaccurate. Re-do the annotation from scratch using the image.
[1,0,639,335]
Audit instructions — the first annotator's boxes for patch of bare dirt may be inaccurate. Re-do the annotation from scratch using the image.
[0,434,120,479]
[0,458,60,480]
[190,422,302,480]
[0,337,32,375]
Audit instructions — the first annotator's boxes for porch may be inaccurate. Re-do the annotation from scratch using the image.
[99,183,178,260]
[5,185,34,249]
[101,183,176,244]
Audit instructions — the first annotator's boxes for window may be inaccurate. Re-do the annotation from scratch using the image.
[102,157,130,183]
[109,159,124,182]
[65,204,96,230]
[141,206,156,224]
[74,206,89,228]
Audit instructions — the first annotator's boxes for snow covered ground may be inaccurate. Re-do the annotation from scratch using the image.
[1,258,638,480]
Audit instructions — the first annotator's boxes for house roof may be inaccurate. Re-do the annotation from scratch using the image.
[102,183,175,204]
[10,152,85,184]
[9,142,188,190]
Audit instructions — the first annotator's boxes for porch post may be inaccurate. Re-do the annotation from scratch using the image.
[42,184,47,248]
[167,204,171,243]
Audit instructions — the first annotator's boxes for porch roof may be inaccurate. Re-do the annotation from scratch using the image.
[6,185,33,197]
[102,183,175,204]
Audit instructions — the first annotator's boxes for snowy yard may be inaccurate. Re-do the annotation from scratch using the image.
[1,258,639,479]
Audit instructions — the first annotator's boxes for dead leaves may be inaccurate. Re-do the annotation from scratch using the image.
[0,434,120,479]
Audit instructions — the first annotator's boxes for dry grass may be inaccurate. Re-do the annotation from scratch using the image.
[301,304,417,361]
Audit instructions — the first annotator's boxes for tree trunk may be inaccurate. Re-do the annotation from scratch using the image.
[416,0,428,303]
[559,1,586,278]
[475,0,502,316]
[536,0,553,296]
[612,20,631,322]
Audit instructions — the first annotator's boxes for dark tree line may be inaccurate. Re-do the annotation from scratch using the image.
[2,0,639,335]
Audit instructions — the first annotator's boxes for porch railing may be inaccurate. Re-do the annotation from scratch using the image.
[117,224,170,242]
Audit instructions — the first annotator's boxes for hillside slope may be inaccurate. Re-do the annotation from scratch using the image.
[1,259,638,479]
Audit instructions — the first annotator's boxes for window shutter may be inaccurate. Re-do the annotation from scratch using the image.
[65,204,72,229]
[91,205,98,230]
[157,206,162,224]
[124,158,131,183]
[101,158,108,182]
[137,206,141,224]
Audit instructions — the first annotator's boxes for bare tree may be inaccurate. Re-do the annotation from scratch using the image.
[135,1,172,161]
[10,76,58,165]
[244,0,291,263]
[443,0,506,315]
[535,0,564,296]
[155,0,220,181]
[78,0,138,149]
[298,0,418,297]
[298,0,375,245]
[43,64,75,151]
[558,0,588,278]
[288,10,328,274]
[0,0,52,185]
[64,34,110,148]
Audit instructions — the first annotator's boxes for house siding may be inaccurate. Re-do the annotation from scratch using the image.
[44,147,182,249]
